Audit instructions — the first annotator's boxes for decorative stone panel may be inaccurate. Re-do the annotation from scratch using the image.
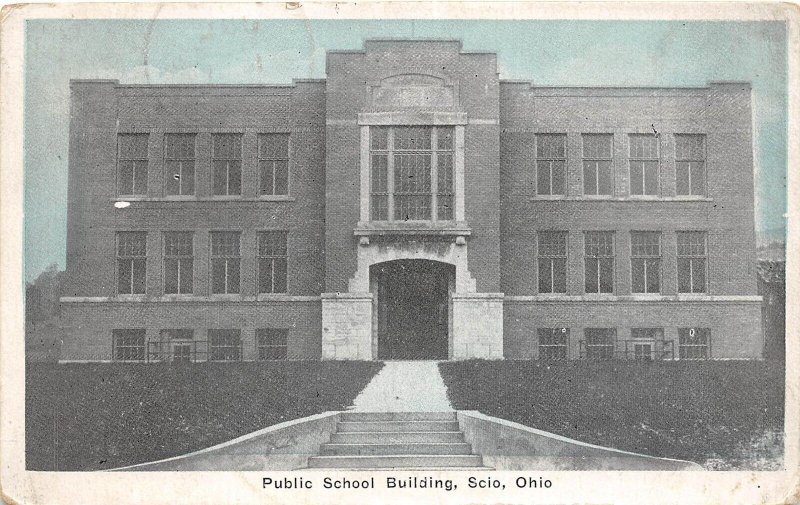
[321,292,374,360]
[452,293,504,359]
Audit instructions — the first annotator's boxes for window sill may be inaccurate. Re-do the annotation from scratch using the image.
[111,196,295,203]
[354,221,472,237]
[529,196,713,202]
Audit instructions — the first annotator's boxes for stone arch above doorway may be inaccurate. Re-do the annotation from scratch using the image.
[348,239,477,293]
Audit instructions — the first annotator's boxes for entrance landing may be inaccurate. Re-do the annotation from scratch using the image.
[350,361,454,412]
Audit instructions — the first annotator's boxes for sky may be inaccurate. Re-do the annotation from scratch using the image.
[23,19,787,281]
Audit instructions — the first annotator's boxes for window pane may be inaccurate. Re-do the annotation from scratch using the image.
[630,161,644,195]
[537,162,552,195]
[540,232,567,256]
[690,162,706,196]
[678,258,692,293]
[676,162,691,195]
[437,195,453,221]
[118,161,134,195]
[118,261,132,294]
[259,161,275,195]
[394,126,432,150]
[646,258,661,293]
[583,134,612,158]
[212,134,242,159]
[438,154,453,193]
[258,258,273,293]
[259,133,289,159]
[585,259,598,293]
[227,259,240,293]
[676,134,705,160]
[212,259,227,294]
[551,161,565,195]
[179,259,193,294]
[644,161,659,195]
[631,258,645,293]
[164,258,179,294]
[228,161,242,195]
[599,257,614,293]
[371,127,389,150]
[274,160,289,195]
[372,195,388,220]
[630,134,659,159]
[538,258,553,293]
[372,155,388,191]
[692,258,706,293]
[213,161,228,195]
[597,161,613,195]
[553,258,567,293]
[273,258,287,293]
[537,134,566,158]
[583,162,598,195]
[437,127,454,150]
[131,259,146,294]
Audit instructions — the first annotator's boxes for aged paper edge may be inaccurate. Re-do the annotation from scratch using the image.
[0,2,798,504]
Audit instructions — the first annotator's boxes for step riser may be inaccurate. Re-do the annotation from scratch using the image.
[338,421,460,432]
[320,443,472,456]
[341,412,457,422]
[330,432,465,444]
[307,456,483,468]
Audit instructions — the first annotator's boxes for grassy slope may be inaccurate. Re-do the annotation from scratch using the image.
[439,360,784,470]
[26,361,383,471]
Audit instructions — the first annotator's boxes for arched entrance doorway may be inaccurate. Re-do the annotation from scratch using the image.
[370,260,454,360]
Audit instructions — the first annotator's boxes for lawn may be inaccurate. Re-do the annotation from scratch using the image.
[438,359,784,470]
[26,361,383,471]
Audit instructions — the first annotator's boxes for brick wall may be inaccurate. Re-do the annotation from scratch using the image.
[64,81,326,298]
[499,82,757,297]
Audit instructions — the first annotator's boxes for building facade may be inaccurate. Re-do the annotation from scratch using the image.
[60,40,763,362]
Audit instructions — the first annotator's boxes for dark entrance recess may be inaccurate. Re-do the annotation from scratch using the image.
[371,260,453,360]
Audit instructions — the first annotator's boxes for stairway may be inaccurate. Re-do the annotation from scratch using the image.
[307,412,487,469]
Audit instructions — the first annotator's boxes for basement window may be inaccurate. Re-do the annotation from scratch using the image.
[113,329,146,361]
[256,329,289,360]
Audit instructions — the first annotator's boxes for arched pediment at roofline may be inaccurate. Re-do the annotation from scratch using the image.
[367,72,459,111]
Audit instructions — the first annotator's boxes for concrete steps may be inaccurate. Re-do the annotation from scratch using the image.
[308,411,488,469]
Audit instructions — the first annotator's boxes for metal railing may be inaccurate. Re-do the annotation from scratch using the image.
[578,339,675,361]
[146,340,244,363]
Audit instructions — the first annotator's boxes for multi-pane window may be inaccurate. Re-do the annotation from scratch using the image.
[675,134,706,196]
[536,134,566,196]
[630,328,664,361]
[164,134,196,196]
[582,134,614,196]
[116,232,146,295]
[257,231,287,294]
[677,232,707,293]
[113,329,145,361]
[679,328,710,359]
[585,328,616,360]
[212,134,242,196]
[118,134,149,196]
[584,231,614,293]
[210,232,240,294]
[631,232,661,293]
[160,329,194,363]
[208,329,242,361]
[538,232,567,294]
[629,134,660,196]
[437,128,454,220]
[256,329,289,360]
[259,133,290,196]
[369,126,454,222]
[163,232,193,294]
[538,328,569,360]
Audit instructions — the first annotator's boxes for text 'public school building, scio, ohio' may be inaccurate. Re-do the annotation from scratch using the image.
[59,40,763,363]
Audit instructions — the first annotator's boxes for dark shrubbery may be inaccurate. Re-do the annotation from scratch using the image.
[439,360,784,470]
[26,361,383,471]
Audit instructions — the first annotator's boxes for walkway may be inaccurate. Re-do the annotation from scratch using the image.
[350,361,454,412]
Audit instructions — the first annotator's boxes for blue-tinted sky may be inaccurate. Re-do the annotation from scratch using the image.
[24,20,787,281]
